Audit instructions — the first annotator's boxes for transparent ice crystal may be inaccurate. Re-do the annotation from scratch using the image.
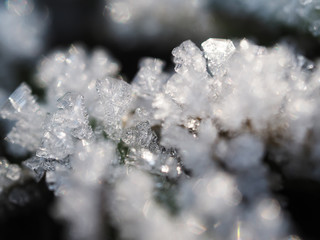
[37,45,120,118]
[23,157,55,182]
[201,38,236,75]
[1,37,315,240]
[37,92,93,160]
[97,77,133,140]
[122,121,156,148]
[172,40,207,74]
[0,83,45,151]
[132,58,169,97]
[0,158,21,193]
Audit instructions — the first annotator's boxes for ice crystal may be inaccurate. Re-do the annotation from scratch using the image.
[1,37,316,240]
[55,140,116,239]
[0,83,45,151]
[201,38,236,75]
[37,45,120,117]
[132,58,169,97]
[23,157,55,182]
[0,158,21,193]
[37,92,93,160]
[96,77,133,140]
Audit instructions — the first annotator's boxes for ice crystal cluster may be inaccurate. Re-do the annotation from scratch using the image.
[1,37,317,240]
[211,0,320,36]
[0,158,21,194]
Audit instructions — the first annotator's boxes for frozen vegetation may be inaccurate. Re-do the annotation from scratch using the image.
[1,37,317,240]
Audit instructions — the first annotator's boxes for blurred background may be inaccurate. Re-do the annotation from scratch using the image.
[0,0,320,239]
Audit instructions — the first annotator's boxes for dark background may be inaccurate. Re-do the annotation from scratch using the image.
[1,0,320,239]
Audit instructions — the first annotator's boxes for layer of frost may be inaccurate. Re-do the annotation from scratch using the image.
[1,38,317,240]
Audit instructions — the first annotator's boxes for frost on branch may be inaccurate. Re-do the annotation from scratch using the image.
[1,38,318,240]
[0,83,45,151]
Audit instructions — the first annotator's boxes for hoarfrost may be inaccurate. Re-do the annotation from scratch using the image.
[0,83,45,151]
[0,158,21,193]
[97,77,133,140]
[37,92,93,160]
[1,37,316,240]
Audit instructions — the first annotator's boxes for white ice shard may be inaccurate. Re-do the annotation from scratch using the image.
[96,77,133,140]
[122,121,156,148]
[2,37,316,240]
[54,140,116,240]
[201,38,235,74]
[0,83,45,151]
[37,92,93,160]
[0,158,21,193]
[132,58,169,96]
[37,45,120,118]
[172,40,207,74]
[23,156,55,182]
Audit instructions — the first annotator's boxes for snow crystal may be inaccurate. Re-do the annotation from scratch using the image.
[201,38,235,75]
[1,36,316,240]
[0,158,21,193]
[132,58,168,96]
[54,140,116,239]
[96,77,133,140]
[37,92,93,160]
[172,40,207,74]
[0,83,45,151]
[23,157,54,182]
